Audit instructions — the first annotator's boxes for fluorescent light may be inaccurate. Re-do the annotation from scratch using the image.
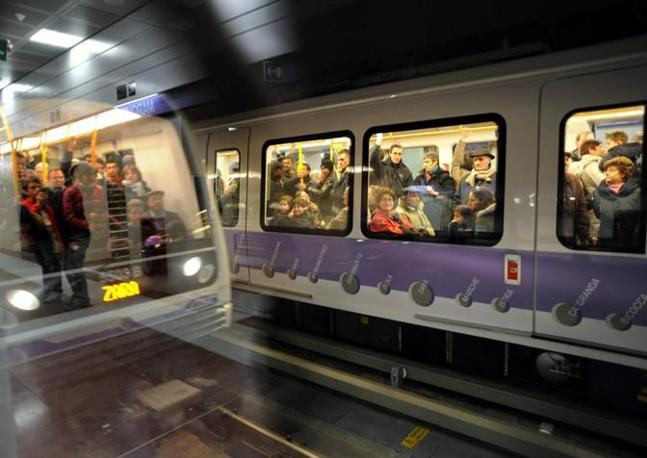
[573,109,644,122]
[44,125,69,144]
[30,28,83,49]
[69,116,97,137]
[1,83,33,103]
[95,109,140,130]
[70,39,114,64]
[20,136,40,150]
[9,83,32,92]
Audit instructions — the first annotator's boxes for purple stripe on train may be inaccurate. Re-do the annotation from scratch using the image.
[225,230,647,326]
[535,252,647,325]
[226,230,534,310]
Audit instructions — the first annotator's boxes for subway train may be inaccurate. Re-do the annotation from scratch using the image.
[0,96,232,362]
[194,36,647,408]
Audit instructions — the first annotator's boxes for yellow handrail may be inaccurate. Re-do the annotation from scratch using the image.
[0,104,19,197]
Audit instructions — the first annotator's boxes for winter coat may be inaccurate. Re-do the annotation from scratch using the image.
[411,167,455,231]
[369,210,414,236]
[20,197,61,245]
[578,154,605,195]
[330,169,350,215]
[590,177,641,251]
[369,145,413,197]
[396,198,436,237]
[558,173,590,245]
[474,203,496,235]
[62,183,105,242]
[454,170,497,205]
[308,175,336,219]
[599,143,643,171]
[327,207,349,230]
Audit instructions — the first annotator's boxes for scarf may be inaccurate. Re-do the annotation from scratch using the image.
[607,182,624,195]
[465,166,496,187]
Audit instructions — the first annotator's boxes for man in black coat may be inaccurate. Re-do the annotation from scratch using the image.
[412,148,455,232]
[330,150,352,215]
[369,142,413,198]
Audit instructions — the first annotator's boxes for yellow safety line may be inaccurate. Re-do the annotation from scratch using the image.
[217,406,321,458]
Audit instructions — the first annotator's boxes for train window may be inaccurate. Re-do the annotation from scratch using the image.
[261,132,354,235]
[558,104,646,253]
[214,149,240,227]
[362,115,505,245]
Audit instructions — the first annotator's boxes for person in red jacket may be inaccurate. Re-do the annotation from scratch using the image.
[20,178,63,304]
[62,162,104,310]
[369,187,415,236]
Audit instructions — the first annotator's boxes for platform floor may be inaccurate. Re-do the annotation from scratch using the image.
[3,325,512,457]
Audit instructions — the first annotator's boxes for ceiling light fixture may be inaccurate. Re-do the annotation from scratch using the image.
[30,28,84,49]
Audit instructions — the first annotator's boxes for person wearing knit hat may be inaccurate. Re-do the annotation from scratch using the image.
[307,158,336,220]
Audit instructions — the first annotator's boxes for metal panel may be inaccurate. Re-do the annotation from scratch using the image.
[535,64,647,354]
[207,127,252,285]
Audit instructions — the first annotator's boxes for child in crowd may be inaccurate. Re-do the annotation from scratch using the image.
[448,204,474,236]
[270,195,293,227]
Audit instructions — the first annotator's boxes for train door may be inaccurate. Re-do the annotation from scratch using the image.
[535,64,647,355]
[207,127,250,283]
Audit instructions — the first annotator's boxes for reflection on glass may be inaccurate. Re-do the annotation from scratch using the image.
[0,108,216,318]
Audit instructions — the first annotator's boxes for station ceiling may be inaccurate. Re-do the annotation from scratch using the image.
[1,0,646,119]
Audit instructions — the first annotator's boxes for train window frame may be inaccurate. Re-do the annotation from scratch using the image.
[360,113,507,246]
[260,130,355,236]
[214,147,241,228]
[556,102,647,254]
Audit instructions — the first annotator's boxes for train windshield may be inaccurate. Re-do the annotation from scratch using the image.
[0,105,219,325]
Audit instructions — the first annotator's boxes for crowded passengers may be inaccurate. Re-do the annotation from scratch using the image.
[561,129,643,251]
[265,147,351,230]
[366,129,499,239]
[14,146,189,310]
[264,130,502,239]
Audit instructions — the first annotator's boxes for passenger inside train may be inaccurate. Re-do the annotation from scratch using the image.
[366,120,502,244]
[214,148,241,227]
[262,135,353,233]
[559,105,645,253]
[1,109,215,315]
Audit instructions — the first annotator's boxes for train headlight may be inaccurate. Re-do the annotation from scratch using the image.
[183,257,202,277]
[6,289,40,311]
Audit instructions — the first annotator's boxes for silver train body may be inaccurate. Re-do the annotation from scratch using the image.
[195,36,647,370]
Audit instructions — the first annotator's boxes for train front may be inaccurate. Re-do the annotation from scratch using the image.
[0,96,231,361]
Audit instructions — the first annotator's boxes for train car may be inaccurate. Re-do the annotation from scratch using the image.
[194,36,647,383]
[0,94,232,362]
